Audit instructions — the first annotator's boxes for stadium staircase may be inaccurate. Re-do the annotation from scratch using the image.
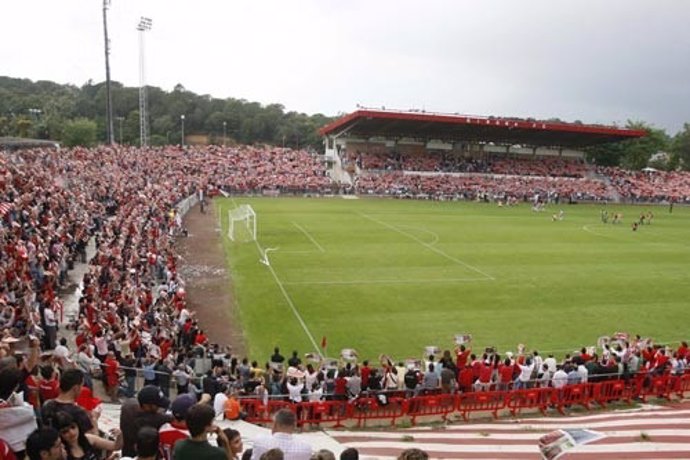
[330,151,353,186]
[586,166,621,203]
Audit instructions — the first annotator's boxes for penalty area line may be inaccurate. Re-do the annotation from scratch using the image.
[252,238,321,352]
[359,213,495,281]
[582,224,618,240]
[229,198,318,351]
[292,221,326,253]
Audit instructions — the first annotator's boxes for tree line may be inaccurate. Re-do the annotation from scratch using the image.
[1,75,690,170]
[0,76,334,150]
[584,121,690,171]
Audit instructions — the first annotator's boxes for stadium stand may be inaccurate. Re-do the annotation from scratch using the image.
[601,167,690,202]
[2,143,690,460]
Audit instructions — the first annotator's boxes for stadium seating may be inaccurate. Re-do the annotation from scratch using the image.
[1,144,689,437]
[601,167,690,202]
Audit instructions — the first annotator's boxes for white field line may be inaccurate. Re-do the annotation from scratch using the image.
[228,198,320,352]
[359,213,495,281]
[582,224,624,240]
[291,222,325,253]
[283,277,490,286]
[251,238,320,352]
[397,224,439,245]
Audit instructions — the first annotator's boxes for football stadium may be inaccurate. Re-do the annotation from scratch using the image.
[3,2,690,459]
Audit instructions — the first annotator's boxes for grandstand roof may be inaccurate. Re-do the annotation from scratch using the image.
[320,109,646,148]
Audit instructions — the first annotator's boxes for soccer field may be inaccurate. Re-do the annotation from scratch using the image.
[217,197,690,362]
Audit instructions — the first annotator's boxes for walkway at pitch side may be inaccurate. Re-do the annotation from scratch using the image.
[96,400,690,459]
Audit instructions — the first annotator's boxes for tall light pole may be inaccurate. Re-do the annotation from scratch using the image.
[137,16,152,146]
[222,121,227,147]
[103,0,114,145]
[180,114,185,147]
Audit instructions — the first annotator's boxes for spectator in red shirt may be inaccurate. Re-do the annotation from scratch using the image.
[38,366,60,403]
[360,361,371,391]
[24,368,41,411]
[194,330,208,347]
[455,345,471,369]
[158,394,195,460]
[652,349,670,375]
[458,365,474,393]
[498,358,514,391]
[334,372,348,401]
[104,352,120,403]
[475,361,493,392]
[579,347,592,363]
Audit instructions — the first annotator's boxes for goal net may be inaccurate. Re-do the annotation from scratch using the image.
[228,204,257,242]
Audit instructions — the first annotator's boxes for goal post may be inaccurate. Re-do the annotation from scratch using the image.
[228,204,257,242]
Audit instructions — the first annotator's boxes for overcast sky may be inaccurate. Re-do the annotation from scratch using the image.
[2,0,689,133]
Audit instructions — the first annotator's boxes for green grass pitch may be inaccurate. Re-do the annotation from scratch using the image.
[216,197,689,362]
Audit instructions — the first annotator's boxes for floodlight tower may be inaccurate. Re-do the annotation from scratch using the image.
[102,0,114,145]
[137,16,152,146]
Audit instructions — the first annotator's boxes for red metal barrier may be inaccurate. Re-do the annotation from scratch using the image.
[239,374,686,428]
[296,400,350,428]
[675,374,690,399]
[506,387,553,416]
[594,380,632,408]
[552,384,592,415]
[456,391,507,421]
[407,394,457,425]
[639,374,673,402]
[242,399,294,425]
[351,396,407,427]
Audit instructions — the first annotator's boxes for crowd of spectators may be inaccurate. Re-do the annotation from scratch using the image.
[601,167,690,203]
[346,151,690,202]
[339,147,690,202]
[355,171,609,202]
[344,150,612,201]
[0,144,351,460]
[490,157,587,178]
[0,143,689,460]
[214,336,688,410]
[209,146,333,194]
[348,150,588,178]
